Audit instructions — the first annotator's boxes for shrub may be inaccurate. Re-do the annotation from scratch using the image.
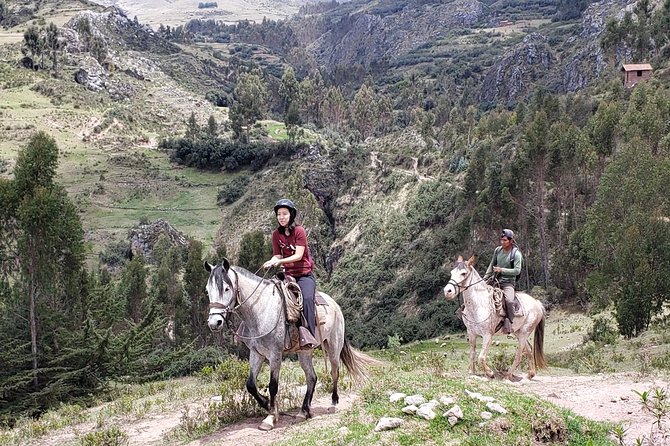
[585,315,619,345]
[79,426,128,446]
[217,175,250,205]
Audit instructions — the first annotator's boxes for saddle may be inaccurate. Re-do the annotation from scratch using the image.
[273,273,329,352]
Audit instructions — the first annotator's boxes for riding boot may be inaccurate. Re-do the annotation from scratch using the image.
[299,325,318,349]
[504,302,515,334]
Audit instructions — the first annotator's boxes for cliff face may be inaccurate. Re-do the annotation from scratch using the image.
[304,0,485,69]
[478,33,556,107]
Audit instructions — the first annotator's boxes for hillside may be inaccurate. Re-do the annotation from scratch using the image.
[3,308,670,445]
[88,0,310,27]
[2,0,670,431]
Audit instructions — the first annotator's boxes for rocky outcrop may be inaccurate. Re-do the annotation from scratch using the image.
[562,42,608,92]
[478,33,556,107]
[74,56,107,91]
[306,0,484,69]
[129,219,189,263]
[64,7,178,55]
[581,0,637,38]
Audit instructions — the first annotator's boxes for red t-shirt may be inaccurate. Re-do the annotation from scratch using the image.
[271,225,313,277]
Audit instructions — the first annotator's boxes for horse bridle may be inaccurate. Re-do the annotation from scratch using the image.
[447,262,486,295]
[208,266,241,319]
[448,262,497,325]
[207,266,283,340]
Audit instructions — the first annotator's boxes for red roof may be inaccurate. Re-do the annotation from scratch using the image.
[621,63,653,71]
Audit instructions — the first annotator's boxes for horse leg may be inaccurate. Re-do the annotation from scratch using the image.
[246,351,269,411]
[525,339,536,380]
[468,332,477,374]
[506,332,529,380]
[259,354,282,431]
[296,350,317,420]
[478,334,495,378]
[324,339,340,412]
[245,351,275,431]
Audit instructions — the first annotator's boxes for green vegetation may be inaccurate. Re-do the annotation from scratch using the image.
[4,0,670,442]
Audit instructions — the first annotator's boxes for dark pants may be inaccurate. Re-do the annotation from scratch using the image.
[501,282,515,321]
[296,274,317,336]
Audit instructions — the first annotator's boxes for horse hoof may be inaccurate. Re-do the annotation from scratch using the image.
[259,415,274,431]
[295,411,311,421]
[327,405,337,414]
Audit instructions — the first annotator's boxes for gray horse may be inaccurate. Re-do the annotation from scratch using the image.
[205,259,379,430]
[443,256,547,380]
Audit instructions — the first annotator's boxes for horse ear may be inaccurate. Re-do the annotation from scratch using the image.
[457,255,464,262]
[222,257,230,271]
[467,255,476,266]
[204,261,214,272]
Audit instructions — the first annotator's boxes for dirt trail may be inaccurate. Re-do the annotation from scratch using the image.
[180,372,670,445]
[17,372,670,445]
[183,393,359,446]
[511,372,670,444]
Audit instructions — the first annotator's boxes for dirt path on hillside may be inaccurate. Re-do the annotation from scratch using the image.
[181,373,669,446]
[17,372,670,445]
[183,393,359,446]
[510,372,670,445]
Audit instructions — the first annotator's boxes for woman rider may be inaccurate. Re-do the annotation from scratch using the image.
[263,199,317,342]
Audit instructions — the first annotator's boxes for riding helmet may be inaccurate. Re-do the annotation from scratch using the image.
[501,228,515,240]
[274,198,297,217]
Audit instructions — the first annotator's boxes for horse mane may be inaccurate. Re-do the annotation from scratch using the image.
[231,265,272,285]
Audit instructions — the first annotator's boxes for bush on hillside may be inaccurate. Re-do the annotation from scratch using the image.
[217,175,250,205]
[160,136,303,171]
[585,315,619,345]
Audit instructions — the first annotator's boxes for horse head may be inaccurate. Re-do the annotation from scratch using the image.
[204,258,237,331]
[443,255,476,300]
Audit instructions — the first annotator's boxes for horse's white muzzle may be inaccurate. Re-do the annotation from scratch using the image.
[208,314,225,331]
[444,284,457,300]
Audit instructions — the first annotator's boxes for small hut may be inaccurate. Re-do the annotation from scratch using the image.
[621,63,653,88]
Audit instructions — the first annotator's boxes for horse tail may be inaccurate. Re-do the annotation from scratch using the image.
[533,313,547,369]
[340,338,383,383]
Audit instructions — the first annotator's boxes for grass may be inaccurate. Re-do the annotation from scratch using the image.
[267,340,617,446]
[8,306,670,445]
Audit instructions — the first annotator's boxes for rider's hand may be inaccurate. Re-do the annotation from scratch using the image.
[493,266,502,273]
[263,257,279,269]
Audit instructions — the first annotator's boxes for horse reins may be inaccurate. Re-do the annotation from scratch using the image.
[449,265,496,325]
[208,266,285,340]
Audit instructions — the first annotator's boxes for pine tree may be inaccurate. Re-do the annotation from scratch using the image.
[0,131,87,419]
[119,253,148,324]
[238,231,270,272]
[183,240,209,346]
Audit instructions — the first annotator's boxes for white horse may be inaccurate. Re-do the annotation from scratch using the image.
[205,259,379,430]
[443,256,547,380]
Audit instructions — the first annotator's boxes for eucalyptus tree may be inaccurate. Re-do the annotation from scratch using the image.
[44,22,64,75]
[322,85,348,132]
[230,70,268,143]
[0,132,87,417]
[582,142,670,337]
[21,25,41,69]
